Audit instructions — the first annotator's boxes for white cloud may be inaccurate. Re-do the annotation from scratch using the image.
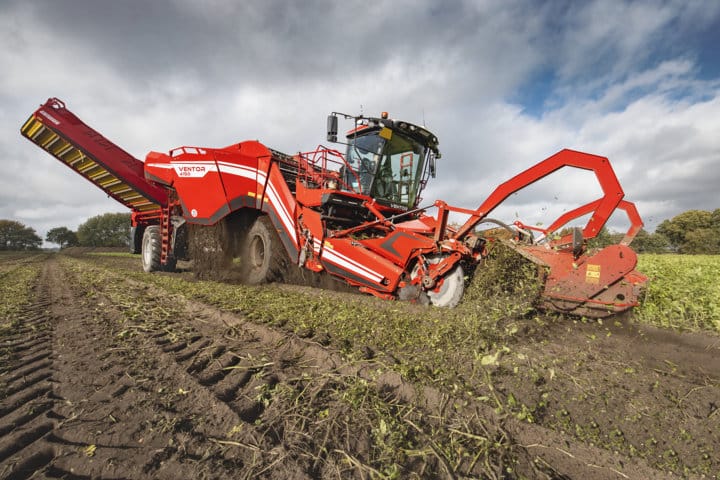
[0,0,718,245]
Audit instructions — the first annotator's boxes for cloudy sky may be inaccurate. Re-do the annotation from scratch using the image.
[1,0,719,243]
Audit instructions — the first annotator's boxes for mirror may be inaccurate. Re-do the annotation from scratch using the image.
[429,152,437,178]
[326,114,338,142]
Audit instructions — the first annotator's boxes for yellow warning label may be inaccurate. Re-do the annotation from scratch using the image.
[379,127,393,140]
[323,241,334,249]
[586,264,601,284]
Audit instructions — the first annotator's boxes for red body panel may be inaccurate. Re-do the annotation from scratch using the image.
[144,141,300,257]
[360,230,436,266]
[319,238,402,291]
[145,150,230,223]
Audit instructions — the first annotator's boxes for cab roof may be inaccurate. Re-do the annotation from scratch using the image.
[346,116,440,155]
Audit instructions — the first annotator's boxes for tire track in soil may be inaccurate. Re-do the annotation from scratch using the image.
[2,258,325,479]
[73,256,683,479]
[0,270,58,480]
[4,257,408,478]
[2,256,683,479]
[10,257,501,478]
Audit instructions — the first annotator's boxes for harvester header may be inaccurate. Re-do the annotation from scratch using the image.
[21,98,647,317]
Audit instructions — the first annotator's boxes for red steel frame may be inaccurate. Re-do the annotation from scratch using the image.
[451,149,627,241]
[514,199,643,247]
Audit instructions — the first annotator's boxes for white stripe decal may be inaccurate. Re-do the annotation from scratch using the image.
[215,162,298,246]
[322,249,383,283]
[152,159,303,250]
[314,239,383,283]
[325,243,383,280]
[217,163,256,181]
[264,183,298,244]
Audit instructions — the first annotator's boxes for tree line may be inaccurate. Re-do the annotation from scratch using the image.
[655,209,720,254]
[0,213,131,251]
[587,208,720,254]
[0,220,43,250]
[1,209,718,253]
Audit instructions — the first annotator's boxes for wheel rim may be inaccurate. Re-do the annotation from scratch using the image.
[427,265,463,307]
[249,235,266,271]
[410,256,464,307]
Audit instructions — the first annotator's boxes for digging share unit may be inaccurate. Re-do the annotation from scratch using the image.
[22,98,647,317]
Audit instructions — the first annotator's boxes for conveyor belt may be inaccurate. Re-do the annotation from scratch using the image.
[21,98,167,212]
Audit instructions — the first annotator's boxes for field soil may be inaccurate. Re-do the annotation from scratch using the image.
[1,253,718,479]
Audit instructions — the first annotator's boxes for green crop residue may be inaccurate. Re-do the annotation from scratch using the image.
[58,254,523,477]
[62,249,720,477]
[0,263,42,331]
[86,252,137,258]
[636,254,720,332]
[65,248,546,398]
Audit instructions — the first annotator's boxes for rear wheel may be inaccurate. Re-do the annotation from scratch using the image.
[141,226,176,272]
[240,216,287,284]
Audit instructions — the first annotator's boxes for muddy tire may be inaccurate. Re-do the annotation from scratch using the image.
[429,264,464,307]
[411,256,465,308]
[142,226,176,273]
[241,216,286,284]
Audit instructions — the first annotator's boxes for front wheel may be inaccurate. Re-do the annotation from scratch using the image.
[411,256,465,308]
[428,264,464,307]
[141,226,176,273]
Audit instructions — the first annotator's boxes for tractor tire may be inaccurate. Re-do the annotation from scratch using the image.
[240,216,287,284]
[141,226,176,273]
[411,255,465,308]
[428,264,464,308]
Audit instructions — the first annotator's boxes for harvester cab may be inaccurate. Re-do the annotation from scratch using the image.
[328,112,439,212]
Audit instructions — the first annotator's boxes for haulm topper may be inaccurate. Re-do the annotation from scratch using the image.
[22,98,647,317]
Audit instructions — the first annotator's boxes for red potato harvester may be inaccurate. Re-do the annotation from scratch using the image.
[22,98,647,317]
